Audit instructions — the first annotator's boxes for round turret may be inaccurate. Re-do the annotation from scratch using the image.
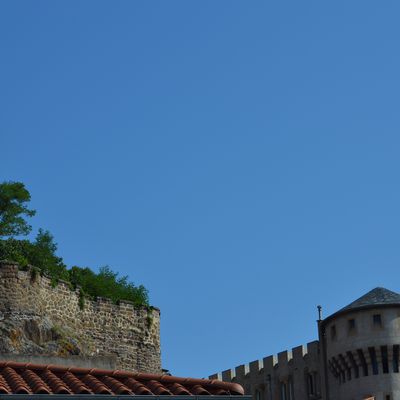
[322,287,400,400]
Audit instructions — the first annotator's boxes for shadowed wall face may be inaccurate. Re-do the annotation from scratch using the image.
[0,262,161,374]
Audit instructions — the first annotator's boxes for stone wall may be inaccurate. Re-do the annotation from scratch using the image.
[209,341,322,400]
[0,261,161,374]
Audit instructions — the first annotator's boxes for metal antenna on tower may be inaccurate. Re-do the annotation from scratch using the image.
[317,305,322,321]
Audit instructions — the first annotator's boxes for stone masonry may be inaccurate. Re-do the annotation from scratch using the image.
[210,341,321,400]
[0,261,161,374]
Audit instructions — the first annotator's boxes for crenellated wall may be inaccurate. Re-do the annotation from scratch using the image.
[0,261,161,374]
[210,341,322,400]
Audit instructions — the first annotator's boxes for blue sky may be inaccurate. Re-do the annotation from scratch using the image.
[1,1,400,378]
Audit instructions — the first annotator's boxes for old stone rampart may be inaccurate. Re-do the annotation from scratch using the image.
[0,261,161,374]
[209,341,321,398]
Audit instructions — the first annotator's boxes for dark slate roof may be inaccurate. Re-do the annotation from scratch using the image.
[339,287,400,312]
[323,287,400,324]
[0,361,244,396]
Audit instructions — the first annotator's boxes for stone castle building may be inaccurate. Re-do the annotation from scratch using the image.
[0,261,161,373]
[210,287,400,400]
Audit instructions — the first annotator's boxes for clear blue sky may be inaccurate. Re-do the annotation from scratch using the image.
[1,1,400,378]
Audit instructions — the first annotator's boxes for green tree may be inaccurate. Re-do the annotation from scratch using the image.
[0,238,31,266]
[28,229,68,280]
[69,265,149,306]
[0,180,149,307]
[0,181,36,237]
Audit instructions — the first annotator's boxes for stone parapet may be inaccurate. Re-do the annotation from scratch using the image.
[0,261,161,374]
[209,341,321,399]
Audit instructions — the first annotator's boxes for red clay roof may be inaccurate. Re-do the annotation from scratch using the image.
[0,361,244,396]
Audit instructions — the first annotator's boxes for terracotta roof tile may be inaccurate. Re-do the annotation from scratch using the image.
[0,373,12,394]
[0,361,244,396]
[190,384,211,396]
[21,370,51,394]
[101,376,132,395]
[123,377,153,395]
[3,367,31,394]
[149,380,174,395]
[81,374,112,395]
[41,369,71,394]
[61,372,92,394]
[167,382,192,396]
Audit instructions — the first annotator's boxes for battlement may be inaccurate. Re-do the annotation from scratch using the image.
[0,261,161,374]
[0,261,160,313]
[209,341,320,382]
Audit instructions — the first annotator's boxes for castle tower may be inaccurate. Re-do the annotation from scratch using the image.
[210,287,400,400]
[321,287,400,400]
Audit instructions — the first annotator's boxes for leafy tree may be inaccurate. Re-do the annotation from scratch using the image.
[0,180,149,307]
[69,266,97,293]
[0,181,36,237]
[69,265,149,306]
[94,266,149,305]
[0,238,31,266]
[28,229,68,281]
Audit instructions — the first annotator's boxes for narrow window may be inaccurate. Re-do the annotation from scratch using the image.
[393,345,399,373]
[280,383,287,400]
[381,346,389,374]
[373,314,382,327]
[313,373,319,395]
[369,347,379,375]
[386,395,390,400]
[266,375,273,400]
[288,378,294,400]
[357,349,368,376]
[307,374,314,395]
[348,318,356,334]
[330,325,337,340]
